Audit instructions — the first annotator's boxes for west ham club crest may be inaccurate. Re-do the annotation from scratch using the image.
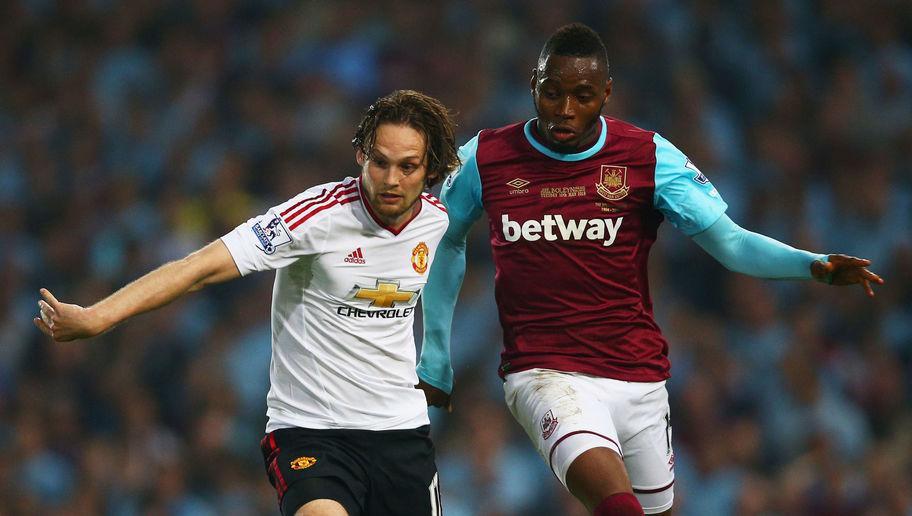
[596,165,629,201]
[541,409,559,440]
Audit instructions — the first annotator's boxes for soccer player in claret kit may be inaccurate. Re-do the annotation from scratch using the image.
[34,90,459,516]
[417,24,884,516]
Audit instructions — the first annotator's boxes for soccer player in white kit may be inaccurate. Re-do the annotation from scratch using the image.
[34,90,460,516]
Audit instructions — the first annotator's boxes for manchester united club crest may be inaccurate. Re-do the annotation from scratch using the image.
[596,165,629,201]
[411,241,429,274]
[290,456,317,470]
[541,409,559,440]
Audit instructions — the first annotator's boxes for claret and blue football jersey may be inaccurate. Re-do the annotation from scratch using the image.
[431,116,727,383]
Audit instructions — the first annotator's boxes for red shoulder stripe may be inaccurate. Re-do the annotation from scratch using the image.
[281,179,356,218]
[422,193,447,213]
[285,185,357,227]
[288,194,359,231]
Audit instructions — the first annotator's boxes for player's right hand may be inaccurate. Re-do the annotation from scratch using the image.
[33,288,102,342]
[416,379,453,413]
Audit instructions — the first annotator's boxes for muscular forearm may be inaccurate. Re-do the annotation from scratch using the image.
[37,234,261,343]
[84,240,239,336]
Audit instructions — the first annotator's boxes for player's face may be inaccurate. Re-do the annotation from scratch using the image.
[531,54,611,153]
[357,123,432,230]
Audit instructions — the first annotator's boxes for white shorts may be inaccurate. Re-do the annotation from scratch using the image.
[503,368,675,514]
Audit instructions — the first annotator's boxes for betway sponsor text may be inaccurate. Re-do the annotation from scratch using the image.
[501,213,623,247]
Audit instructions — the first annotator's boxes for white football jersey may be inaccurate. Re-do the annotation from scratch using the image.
[221,176,449,431]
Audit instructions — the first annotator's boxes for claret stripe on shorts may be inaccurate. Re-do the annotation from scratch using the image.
[548,430,623,477]
[633,479,675,494]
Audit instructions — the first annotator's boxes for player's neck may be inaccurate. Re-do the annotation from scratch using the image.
[380,201,421,232]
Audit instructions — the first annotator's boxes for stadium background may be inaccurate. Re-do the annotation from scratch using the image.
[2,0,910,514]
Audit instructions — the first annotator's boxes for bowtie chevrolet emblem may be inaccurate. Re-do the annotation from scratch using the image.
[353,280,418,308]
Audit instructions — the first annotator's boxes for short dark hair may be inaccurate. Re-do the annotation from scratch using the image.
[538,23,609,74]
[351,90,460,189]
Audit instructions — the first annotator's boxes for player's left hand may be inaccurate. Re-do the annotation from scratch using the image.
[811,254,884,298]
[416,380,452,412]
[33,288,103,342]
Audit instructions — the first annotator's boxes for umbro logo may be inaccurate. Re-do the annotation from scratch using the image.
[507,178,530,195]
[344,248,366,264]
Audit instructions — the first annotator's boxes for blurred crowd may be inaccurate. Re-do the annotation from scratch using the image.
[1,0,910,515]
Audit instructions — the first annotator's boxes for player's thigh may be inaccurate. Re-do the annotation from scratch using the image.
[366,426,442,516]
[260,428,366,516]
[503,368,627,488]
[295,498,349,516]
[616,382,675,515]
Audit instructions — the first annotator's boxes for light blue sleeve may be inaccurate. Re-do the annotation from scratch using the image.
[653,133,728,236]
[417,135,483,393]
[692,213,827,279]
[438,134,484,223]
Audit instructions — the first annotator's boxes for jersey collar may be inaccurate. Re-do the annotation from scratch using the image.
[523,116,607,161]
[357,176,422,236]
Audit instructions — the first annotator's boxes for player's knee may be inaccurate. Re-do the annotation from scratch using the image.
[593,492,645,516]
[566,447,632,509]
[294,498,349,516]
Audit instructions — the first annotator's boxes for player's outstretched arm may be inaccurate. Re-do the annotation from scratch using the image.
[692,214,884,296]
[810,254,884,297]
[34,239,241,342]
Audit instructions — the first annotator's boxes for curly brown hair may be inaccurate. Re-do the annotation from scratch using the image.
[352,90,460,189]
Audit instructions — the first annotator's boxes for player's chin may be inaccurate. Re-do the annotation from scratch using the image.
[545,136,582,153]
[374,202,408,220]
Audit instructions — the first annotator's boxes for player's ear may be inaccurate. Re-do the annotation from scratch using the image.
[529,67,537,95]
[424,170,440,189]
[601,77,613,112]
[355,148,367,167]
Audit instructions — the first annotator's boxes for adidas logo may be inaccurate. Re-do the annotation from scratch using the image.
[344,248,366,264]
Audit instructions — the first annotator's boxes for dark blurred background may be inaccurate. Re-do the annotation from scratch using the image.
[1,0,910,515]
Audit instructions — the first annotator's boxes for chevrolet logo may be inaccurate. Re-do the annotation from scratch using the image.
[353,280,418,308]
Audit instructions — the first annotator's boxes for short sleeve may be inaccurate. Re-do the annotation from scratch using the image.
[441,134,484,223]
[221,188,331,275]
[653,133,728,236]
